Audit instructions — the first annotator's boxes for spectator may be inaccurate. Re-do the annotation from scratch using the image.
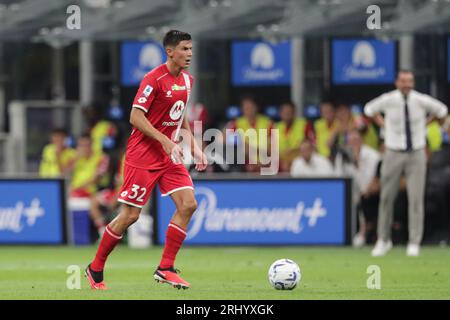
[424,116,450,243]
[426,119,443,153]
[275,101,312,172]
[226,94,273,172]
[329,103,379,164]
[68,134,110,237]
[84,105,118,155]
[290,139,334,177]
[351,139,410,247]
[39,128,76,178]
[83,105,119,194]
[313,101,337,158]
[343,129,381,247]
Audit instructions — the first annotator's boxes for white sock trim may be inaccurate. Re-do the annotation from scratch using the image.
[105,226,123,240]
[168,223,187,236]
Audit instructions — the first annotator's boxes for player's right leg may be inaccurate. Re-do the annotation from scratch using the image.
[85,204,141,290]
[85,164,156,290]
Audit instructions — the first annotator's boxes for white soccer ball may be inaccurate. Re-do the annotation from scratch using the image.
[268,259,301,290]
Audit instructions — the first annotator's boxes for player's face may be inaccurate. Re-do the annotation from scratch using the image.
[395,72,415,96]
[168,40,193,69]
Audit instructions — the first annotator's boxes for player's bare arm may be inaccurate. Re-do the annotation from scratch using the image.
[130,107,184,163]
[181,117,207,171]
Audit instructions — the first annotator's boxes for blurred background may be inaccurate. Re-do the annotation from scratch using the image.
[0,0,449,248]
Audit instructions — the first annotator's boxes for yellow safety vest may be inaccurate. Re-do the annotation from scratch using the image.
[70,152,106,195]
[314,119,336,157]
[235,115,271,163]
[91,120,115,154]
[427,121,443,152]
[235,115,272,148]
[39,144,76,178]
[275,118,307,155]
[363,123,379,151]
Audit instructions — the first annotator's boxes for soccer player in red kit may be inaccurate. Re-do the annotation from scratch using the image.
[85,30,207,290]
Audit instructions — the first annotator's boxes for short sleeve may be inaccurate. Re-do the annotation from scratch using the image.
[132,75,158,113]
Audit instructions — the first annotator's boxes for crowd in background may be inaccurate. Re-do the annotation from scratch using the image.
[37,94,450,244]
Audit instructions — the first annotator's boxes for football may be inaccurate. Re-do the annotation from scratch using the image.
[268,259,301,290]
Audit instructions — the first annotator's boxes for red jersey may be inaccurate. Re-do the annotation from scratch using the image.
[125,64,194,170]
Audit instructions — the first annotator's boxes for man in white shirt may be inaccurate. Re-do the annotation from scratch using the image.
[364,70,448,257]
[290,139,334,177]
[343,129,380,247]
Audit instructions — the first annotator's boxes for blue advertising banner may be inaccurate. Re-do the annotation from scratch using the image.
[121,41,165,86]
[0,180,65,244]
[332,38,396,85]
[232,40,291,86]
[156,179,348,245]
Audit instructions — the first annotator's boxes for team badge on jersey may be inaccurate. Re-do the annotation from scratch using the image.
[169,100,185,120]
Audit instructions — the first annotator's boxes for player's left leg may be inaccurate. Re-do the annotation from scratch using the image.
[154,188,197,289]
[154,164,196,289]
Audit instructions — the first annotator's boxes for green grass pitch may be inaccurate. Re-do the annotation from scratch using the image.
[0,245,449,300]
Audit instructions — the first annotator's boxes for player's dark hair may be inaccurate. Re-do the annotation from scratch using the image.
[163,30,192,48]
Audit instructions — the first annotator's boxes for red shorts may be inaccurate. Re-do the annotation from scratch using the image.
[117,163,194,208]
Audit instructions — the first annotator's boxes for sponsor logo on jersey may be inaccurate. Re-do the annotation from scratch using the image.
[166,90,172,97]
[169,100,185,120]
[138,97,147,104]
[171,84,186,91]
[162,121,180,127]
[142,85,153,97]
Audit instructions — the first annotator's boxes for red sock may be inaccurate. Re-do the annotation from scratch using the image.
[90,224,123,272]
[159,222,187,269]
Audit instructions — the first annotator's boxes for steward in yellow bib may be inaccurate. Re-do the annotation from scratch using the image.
[39,128,76,178]
[426,120,443,152]
[275,102,310,171]
[229,95,273,172]
[68,134,110,235]
[313,102,337,158]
